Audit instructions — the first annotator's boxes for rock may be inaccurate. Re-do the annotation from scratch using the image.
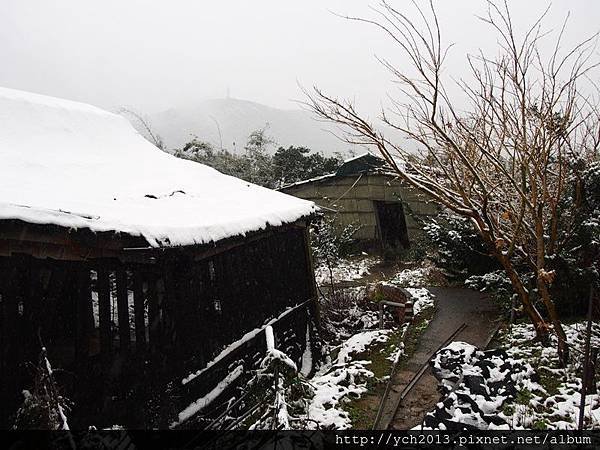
[483,348,508,359]
[477,359,496,379]
[423,412,440,428]
[464,375,488,397]
[424,342,534,430]
[441,418,479,431]
[432,406,453,422]
[455,392,483,415]
[487,380,508,395]
[483,414,508,426]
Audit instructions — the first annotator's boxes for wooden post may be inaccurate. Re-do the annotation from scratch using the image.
[133,270,146,353]
[302,226,320,323]
[578,286,595,430]
[84,270,95,337]
[2,267,18,364]
[75,267,92,363]
[0,266,19,429]
[163,266,177,350]
[21,262,32,353]
[97,268,112,356]
[116,268,130,352]
[146,275,159,351]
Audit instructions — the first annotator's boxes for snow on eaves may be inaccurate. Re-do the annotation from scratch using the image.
[279,173,337,190]
[341,151,373,164]
[0,87,317,247]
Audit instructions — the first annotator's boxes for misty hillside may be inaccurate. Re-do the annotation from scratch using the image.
[147,98,358,155]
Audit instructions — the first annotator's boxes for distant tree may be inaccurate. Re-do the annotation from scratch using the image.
[245,125,276,155]
[243,126,276,187]
[176,138,249,180]
[272,146,343,186]
[175,127,343,189]
[119,108,165,150]
[178,138,215,159]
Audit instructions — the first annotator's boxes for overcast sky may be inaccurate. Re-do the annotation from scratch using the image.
[0,0,598,116]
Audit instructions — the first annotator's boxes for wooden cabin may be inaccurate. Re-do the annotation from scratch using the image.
[0,87,318,429]
[280,153,438,253]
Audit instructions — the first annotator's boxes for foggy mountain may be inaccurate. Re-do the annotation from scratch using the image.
[146,98,360,155]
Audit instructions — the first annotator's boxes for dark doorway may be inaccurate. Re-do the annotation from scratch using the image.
[374,201,410,250]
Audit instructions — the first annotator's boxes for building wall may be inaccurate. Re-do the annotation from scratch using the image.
[282,173,438,243]
[0,225,317,429]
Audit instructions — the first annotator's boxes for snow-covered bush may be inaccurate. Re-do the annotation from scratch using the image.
[317,287,381,345]
[13,348,70,430]
[424,212,498,278]
[465,271,513,302]
[250,326,315,430]
[549,161,600,316]
[310,214,360,295]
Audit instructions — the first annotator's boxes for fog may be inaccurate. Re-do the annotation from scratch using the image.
[0,0,598,117]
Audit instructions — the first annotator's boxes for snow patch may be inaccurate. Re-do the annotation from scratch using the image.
[300,323,313,377]
[174,365,244,426]
[405,287,434,315]
[315,257,380,285]
[389,267,429,287]
[305,329,392,429]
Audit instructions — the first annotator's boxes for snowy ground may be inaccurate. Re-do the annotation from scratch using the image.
[305,329,394,429]
[314,257,380,285]
[389,267,431,287]
[420,321,600,430]
[303,283,435,429]
[499,322,600,429]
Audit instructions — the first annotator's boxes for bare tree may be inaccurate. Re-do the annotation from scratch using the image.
[304,0,600,365]
[119,108,166,150]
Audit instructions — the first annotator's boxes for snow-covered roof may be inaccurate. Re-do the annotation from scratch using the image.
[279,173,338,190]
[0,87,317,248]
[342,151,373,164]
[280,153,400,191]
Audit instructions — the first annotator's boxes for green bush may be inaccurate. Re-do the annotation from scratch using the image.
[424,212,499,279]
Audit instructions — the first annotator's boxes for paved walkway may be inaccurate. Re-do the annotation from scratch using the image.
[378,287,501,429]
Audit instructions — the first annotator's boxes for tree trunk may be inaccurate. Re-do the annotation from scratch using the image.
[537,278,569,367]
[492,249,551,345]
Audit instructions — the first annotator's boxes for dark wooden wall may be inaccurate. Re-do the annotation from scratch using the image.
[0,226,316,429]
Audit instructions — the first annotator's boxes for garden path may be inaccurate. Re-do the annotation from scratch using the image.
[381,287,501,429]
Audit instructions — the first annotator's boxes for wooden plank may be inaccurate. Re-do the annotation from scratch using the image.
[21,262,35,357]
[302,227,320,329]
[162,267,177,350]
[75,267,92,363]
[146,275,159,350]
[1,267,18,363]
[27,263,49,359]
[133,270,146,352]
[83,269,95,338]
[0,265,19,429]
[97,268,112,356]
[116,268,130,352]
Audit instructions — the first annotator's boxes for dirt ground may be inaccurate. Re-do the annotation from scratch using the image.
[380,287,502,429]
